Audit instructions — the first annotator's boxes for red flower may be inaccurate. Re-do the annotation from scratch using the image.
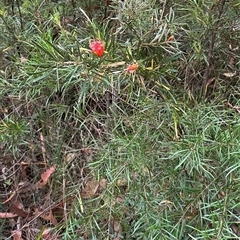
[126,63,139,73]
[90,40,105,57]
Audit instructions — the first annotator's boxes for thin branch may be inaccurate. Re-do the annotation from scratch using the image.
[160,0,167,22]
[203,0,227,95]
[16,0,23,30]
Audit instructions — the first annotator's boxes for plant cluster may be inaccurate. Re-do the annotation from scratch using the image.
[0,0,240,239]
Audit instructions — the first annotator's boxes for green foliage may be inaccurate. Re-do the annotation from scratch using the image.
[0,0,240,239]
[0,116,29,154]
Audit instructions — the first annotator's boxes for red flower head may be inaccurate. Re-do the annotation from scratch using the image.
[90,40,105,57]
[126,63,139,73]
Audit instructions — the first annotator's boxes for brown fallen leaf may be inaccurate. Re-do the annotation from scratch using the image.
[81,178,100,199]
[34,208,58,226]
[10,200,32,218]
[3,189,18,204]
[225,102,240,115]
[37,165,56,187]
[110,219,122,238]
[0,212,18,218]
[111,196,124,207]
[42,228,59,240]
[81,178,107,199]
[12,230,24,240]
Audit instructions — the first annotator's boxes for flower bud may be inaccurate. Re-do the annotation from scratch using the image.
[90,40,105,57]
[126,63,139,73]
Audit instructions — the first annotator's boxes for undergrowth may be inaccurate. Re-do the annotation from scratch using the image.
[0,0,240,239]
